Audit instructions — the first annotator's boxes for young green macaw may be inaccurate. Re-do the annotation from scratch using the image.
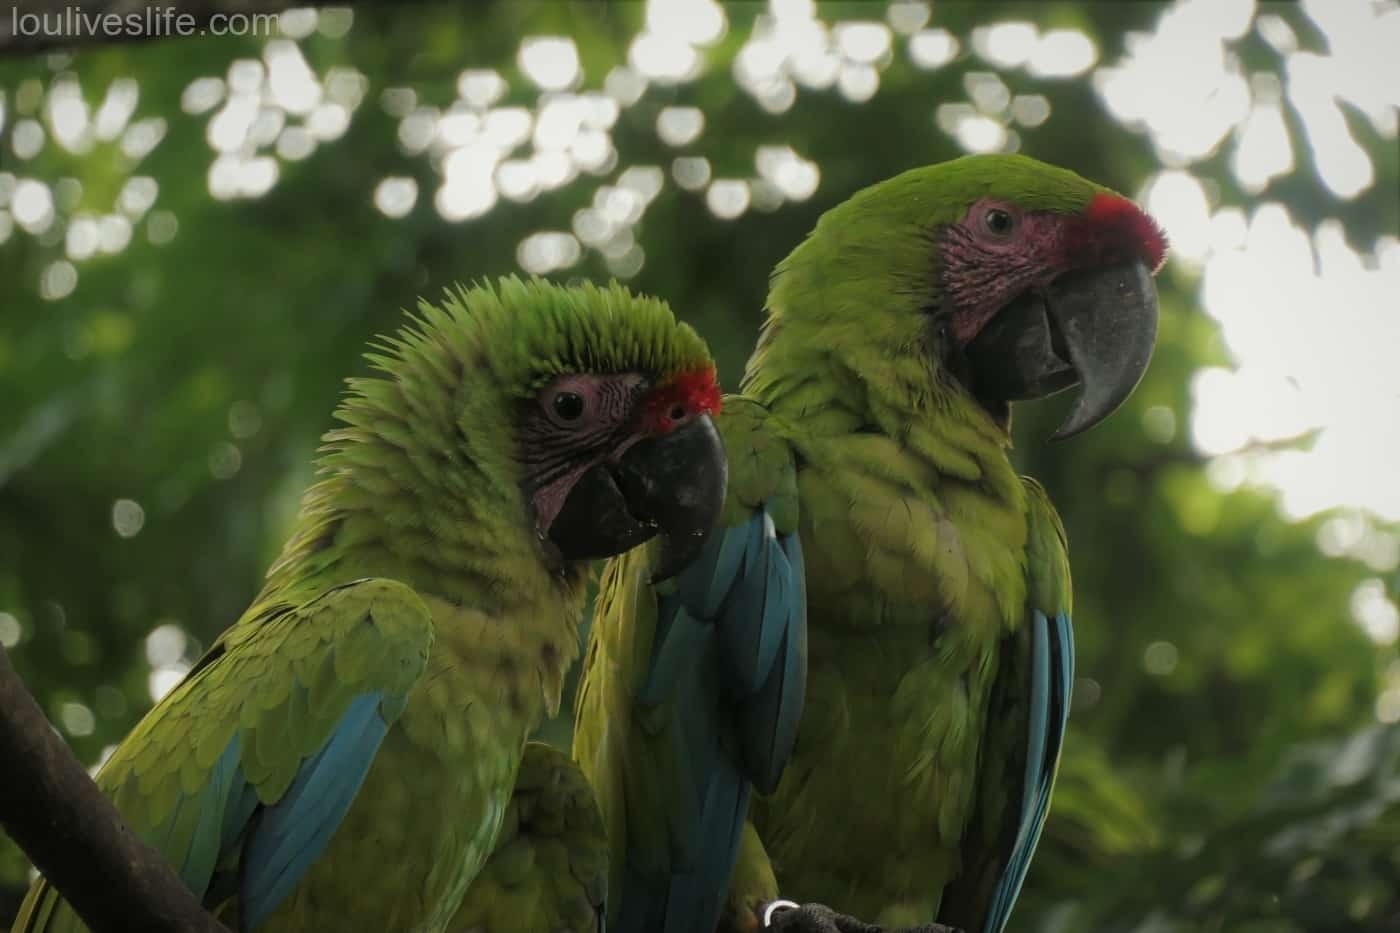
[572,154,1166,933]
[13,277,727,933]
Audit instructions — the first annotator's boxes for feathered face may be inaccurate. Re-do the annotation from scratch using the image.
[940,192,1167,346]
[932,166,1168,438]
[518,363,724,580]
[775,155,1168,439]
[326,278,724,580]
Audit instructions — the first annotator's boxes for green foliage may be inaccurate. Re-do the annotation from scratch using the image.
[0,1,1395,928]
[1035,725,1400,932]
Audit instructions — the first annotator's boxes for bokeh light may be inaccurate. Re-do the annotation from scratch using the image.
[0,0,1390,526]
[1,0,1397,806]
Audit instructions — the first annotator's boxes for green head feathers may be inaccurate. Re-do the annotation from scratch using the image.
[765,154,1134,327]
[837,153,1119,224]
[323,275,718,495]
[394,275,714,399]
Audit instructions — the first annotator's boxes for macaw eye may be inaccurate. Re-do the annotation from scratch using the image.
[984,208,1015,236]
[551,391,586,421]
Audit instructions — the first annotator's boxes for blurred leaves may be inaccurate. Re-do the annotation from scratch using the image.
[1037,726,1400,932]
[0,0,1397,929]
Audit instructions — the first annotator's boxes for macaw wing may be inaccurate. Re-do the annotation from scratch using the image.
[14,578,433,933]
[640,504,808,792]
[941,479,1075,933]
[976,608,1074,933]
[574,396,806,933]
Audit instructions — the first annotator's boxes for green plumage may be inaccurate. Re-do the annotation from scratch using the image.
[575,396,802,926]
[14,277,712,933]
[447,742,609,933]
[442,739,607,930]
[576,155,1098,931]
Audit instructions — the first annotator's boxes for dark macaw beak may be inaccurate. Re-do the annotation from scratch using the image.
[965,260,1159,440]
[547,415,727,580]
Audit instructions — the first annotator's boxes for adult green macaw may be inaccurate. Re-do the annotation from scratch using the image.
[573,154,1166,933]
[14,277,728,933]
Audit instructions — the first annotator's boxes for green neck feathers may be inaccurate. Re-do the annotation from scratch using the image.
[745,223,1018,503]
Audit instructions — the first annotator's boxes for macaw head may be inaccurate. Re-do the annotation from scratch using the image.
[760,153,1167,439]
[328,277,726,584]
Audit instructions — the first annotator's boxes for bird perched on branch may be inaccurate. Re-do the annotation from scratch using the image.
[14,277,728,933]
[573,154,1166,933]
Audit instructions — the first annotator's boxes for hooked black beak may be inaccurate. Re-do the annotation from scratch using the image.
[547,415,727,580]
[965,260,1159,440]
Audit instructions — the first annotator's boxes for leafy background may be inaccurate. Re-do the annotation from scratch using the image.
[1,1,1397,929]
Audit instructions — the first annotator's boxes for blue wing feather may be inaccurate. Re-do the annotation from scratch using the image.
[136,735,248,901]
[739,532,806,791]
[132,692,392,929]
[721,519,777,691]
[637,604,710,708]
[240,692,389,929]
[180,735,245,889]
[981,610,1074,933]
[702,525,751,617]
[616,507,807,933]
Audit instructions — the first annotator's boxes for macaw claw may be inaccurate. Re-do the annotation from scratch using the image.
[761,901,964,933]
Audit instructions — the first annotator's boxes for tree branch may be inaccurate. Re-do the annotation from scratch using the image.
[0,644,230,933]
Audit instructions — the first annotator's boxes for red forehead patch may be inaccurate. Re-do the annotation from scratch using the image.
[1077,192,1169,274]
[642,366,722,435]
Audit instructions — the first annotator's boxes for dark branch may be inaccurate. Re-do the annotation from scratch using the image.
[0,0,366,56]
[0,644,230,933]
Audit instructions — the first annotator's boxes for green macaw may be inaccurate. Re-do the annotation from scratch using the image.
[14,277,728,933]
[573,154,1166,933]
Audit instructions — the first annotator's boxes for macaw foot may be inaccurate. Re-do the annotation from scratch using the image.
[760,900,963,933]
